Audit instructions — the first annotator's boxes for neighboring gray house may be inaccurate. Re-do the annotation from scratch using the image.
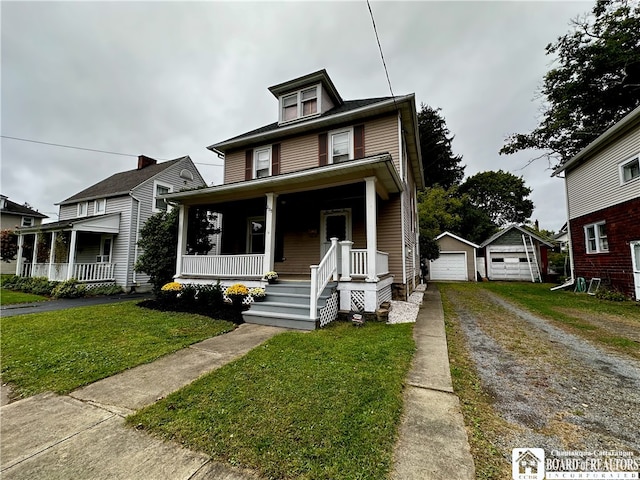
[15,156,206,291]
[1,194,48,274]
[429,232,479,282]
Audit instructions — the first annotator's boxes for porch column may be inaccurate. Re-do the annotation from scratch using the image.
[15,233,24,276]
[340,240,353,281]
[263,193,277,275]
[32,232,39,267]
[67,230,77,280]
[365,176,379,282]
[48,231,57,280]
[175,204,189,278]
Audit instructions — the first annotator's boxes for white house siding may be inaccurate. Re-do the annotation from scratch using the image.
[59,203,79,221]
[566,123,640,219]
[104,195,133,288]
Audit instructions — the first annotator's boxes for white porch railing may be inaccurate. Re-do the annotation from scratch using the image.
[310,238,339,319]
[22,263,115,282]
[181,254,264,277]
[350,249,390,277]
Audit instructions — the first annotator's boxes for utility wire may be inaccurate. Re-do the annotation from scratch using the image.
[1,134,223,166]
[366,0,398,111]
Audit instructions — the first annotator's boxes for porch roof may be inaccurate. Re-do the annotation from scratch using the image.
[163,154,403,205]
[17,213,121,235]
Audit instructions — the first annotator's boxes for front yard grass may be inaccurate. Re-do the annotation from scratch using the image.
[128,322,415,480]
[1,301,235,398]
[1,288,49,305]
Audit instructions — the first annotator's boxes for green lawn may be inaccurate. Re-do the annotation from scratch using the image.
[1,288,49,305]
[128,322,415,480]
[1,302,235,398]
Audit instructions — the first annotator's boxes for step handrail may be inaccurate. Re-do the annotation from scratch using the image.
[309,237,339,319]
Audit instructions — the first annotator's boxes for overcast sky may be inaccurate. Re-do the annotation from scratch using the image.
[2,1,592,231]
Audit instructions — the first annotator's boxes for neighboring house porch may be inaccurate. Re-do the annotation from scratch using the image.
[16,214,120,284]
[168,154,405,329]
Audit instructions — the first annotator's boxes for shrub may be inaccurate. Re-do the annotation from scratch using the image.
[595,288,628,302]
[28,277,59,296]
[88,284,123,296]
[51,279,86,299]
[195,282,225,310]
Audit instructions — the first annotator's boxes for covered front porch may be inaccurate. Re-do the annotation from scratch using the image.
[167,155,403,325]
[16,214,120,284]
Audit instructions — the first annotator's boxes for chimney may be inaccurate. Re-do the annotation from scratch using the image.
[138,155,157,170]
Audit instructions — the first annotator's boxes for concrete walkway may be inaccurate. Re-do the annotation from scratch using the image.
[1,287,475,479]
[392,287,476,479]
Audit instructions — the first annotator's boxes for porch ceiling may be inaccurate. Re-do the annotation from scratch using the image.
[164,154,402,206]
[17,213,121,234]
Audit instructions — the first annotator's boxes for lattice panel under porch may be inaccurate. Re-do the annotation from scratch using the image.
[350,290,365,312]
[319,291,339,327]
[378,285,392,305]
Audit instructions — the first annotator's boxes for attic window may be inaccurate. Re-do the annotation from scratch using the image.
[179,169,194,181]
[279,85,319,124]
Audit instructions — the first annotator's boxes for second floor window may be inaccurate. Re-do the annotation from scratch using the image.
[254,147,271,178]
[620,156,640,184]
[95,198,106,215]
[154,181,172,212]
[330,129,352,163]
[77,201,88,217]
[585,222,608,253]
[21,216,34,227]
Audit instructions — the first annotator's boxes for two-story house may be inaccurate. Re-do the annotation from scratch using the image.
[164,69,424,329]
[15,155,206,292]
[1,194,48,274]
[554,105,640,300]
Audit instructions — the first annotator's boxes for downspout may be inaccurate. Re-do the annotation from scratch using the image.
[129,192,142,288]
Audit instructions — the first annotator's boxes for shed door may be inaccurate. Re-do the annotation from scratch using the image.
[430,252,467,281]
[489,251,530,280]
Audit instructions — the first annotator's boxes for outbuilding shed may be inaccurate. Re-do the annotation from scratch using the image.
[429,231,479,281]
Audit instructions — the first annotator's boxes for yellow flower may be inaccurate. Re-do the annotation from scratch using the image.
[226,283,249,296]
[161,282,183,292]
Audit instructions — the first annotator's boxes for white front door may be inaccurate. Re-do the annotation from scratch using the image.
[320,209,352,273]
[631,241,640,301]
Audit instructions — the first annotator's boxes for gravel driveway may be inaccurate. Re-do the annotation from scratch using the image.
[443,287,640,462]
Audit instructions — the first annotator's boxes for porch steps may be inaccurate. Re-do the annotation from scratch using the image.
[242,281,337,331]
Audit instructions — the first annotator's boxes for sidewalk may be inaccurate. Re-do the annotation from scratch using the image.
[391,286,476,479]
[1,287,475,479]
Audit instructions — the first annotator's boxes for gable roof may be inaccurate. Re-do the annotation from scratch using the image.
[58,157,193,205]
[435,231,479,249]
[554,105,640,175]
[0,195,48,218]
[480,224,554,248]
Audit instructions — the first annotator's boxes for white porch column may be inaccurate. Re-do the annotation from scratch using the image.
[365,176,379,282]
[175,204,189,278]
[32,232,39,267]
[340,240,353,281]
[263,193,277,275]
[48,231,57,280]
[15,233,25,276]
[67,230,78,280]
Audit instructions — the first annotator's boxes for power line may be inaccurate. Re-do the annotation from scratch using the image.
[1,134,224,166]
[366,0,397,109]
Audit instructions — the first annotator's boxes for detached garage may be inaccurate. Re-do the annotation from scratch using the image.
[429,232,479,282]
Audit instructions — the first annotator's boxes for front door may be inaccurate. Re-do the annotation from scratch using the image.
[632,241,640,301]
[320,209,351,273]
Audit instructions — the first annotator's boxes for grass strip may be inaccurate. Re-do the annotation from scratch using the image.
[1,301,234,397]
[439,284,514,480]
[128,322,415,480]
[1,288,49,305]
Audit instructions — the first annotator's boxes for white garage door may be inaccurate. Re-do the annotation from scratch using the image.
[430,252,467,281]
[489,252,531,281]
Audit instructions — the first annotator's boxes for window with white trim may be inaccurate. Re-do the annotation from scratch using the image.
[584,222,609,253]
[94,198,106,215]
[620,155,640,184]
[21,216,34,227]
[247,217,265,253]
[254,147,271,179]
[279,85,319,124]
[330,128,353,163]
[153,181,173,212]
[77,201,88,217]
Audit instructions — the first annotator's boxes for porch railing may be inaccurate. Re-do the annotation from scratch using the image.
[21,263,115,282]
[350,249,390,277]
[310,238,339,319]
[181,254,264,277]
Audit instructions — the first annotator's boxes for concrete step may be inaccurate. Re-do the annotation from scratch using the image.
[242,311,317,331]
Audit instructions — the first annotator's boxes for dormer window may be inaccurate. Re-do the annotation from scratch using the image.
[279,85,319,124]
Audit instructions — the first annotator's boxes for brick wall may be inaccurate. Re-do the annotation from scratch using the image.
[569,197,640,298]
